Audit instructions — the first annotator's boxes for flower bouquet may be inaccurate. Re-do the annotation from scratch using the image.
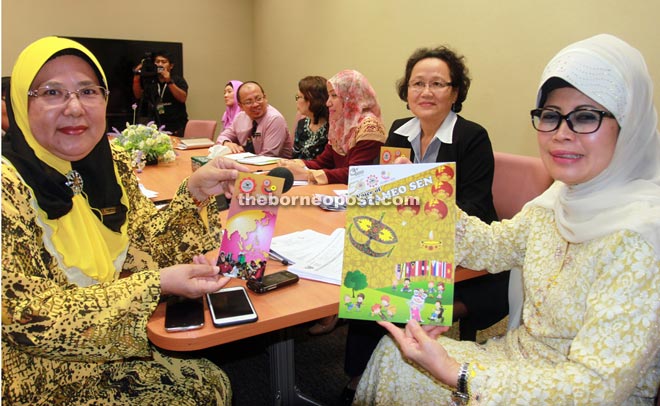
[108,122,176,169]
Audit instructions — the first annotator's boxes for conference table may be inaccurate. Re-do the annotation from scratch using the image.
[141,147,487,405]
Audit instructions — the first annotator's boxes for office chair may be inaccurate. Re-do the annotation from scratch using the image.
[184,119,218,140]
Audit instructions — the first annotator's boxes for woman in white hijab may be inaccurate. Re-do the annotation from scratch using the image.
[353,34,660,406]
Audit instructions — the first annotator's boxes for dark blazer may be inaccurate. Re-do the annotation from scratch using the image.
[386,116,498,224]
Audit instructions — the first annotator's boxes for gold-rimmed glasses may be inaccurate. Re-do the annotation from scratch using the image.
[408,80,453,93]
[27,85,109,106]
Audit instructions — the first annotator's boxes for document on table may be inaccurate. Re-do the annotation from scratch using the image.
[224,152,256,161]
[223,152,282,166]
[269,228,345,285]
[138,183,159,199]
[236,155,282,165]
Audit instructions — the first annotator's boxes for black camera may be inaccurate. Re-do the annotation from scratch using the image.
[137,52,161,84]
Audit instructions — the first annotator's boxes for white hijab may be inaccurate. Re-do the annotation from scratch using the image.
[531,34,660,256]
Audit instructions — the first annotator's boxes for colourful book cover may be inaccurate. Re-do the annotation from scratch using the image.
[339,162,456,326]
[216,172,284,281]
[379,146,411,164]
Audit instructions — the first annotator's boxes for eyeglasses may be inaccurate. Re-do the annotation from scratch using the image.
[28,85,109,106]
[408,80,453,93]
[294,95,304,101]
[241,96,264,107]
[530,108,615,134]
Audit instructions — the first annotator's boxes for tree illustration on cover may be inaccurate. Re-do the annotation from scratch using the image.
[344,270,368,297]
[348,213,398,258]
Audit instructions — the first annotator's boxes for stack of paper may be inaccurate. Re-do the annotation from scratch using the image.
[269,228,345,285]
[223,152,282,166]
[175,138,215,150]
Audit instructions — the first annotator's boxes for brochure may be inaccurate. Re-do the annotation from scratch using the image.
[216,172,284,281]
[339,162,456,326]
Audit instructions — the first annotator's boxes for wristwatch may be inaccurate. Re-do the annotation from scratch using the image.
[451,362,470,405]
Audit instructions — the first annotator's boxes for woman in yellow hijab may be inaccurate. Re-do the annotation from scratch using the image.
[2,36,246,405]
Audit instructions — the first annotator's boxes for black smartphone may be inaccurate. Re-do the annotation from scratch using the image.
[164,296,205,332]
[206,286,258,327]
[246,270,300,293]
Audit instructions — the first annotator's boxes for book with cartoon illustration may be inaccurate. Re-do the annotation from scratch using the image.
[216,172,285,281]
[339,162,456,326]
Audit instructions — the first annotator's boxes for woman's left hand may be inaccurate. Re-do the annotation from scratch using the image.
[187,157,250,202]
[160,255,231,298]
[378,320,461,387]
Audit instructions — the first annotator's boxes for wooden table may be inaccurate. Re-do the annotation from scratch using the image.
[147,183,344,351]
[135,148,207,203]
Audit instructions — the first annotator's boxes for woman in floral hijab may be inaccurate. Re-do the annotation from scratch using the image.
[280,69,386,184]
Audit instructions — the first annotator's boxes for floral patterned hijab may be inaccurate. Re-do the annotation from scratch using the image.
[221,80,243,129]
[531,34,660,256]
[327,70,384,155]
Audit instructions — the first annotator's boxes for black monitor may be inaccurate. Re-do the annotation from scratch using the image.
[64,36,183,132]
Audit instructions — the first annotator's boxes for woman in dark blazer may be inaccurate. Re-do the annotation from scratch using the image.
[341,45,509,405]
[386,115,498,223]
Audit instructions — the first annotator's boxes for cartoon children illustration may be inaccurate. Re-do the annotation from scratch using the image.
[370,303,382,318]
[379,295,391,320]
[355,293,365,311]
[386,305,397,320]
[436,282,445,300]
[427,281,437,295]
[428,300,445,323]
[401,278,411,292]
[344,294,355,312]
[407,289,427,322]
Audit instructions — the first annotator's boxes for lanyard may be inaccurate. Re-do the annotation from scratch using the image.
[157,82,168,100]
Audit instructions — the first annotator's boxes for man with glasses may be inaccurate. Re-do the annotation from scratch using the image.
[132,51,189,137]
[216,81,293,158]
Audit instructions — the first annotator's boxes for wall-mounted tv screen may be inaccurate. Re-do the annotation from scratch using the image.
[65,36,183,131]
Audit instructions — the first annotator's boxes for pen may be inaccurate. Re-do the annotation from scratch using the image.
[269,249,293,265]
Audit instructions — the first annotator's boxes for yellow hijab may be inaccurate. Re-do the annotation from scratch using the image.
[7,36,129,285]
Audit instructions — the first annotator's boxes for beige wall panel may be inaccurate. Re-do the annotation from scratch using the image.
[254,0,660,156]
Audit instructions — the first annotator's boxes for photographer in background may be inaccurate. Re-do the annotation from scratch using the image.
[132,50,189,137]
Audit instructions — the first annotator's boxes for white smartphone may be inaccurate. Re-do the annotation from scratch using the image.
[206,286,258,327]
[164,296,205,332]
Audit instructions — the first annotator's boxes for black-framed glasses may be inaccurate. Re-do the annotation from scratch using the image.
[294,94,304,101]
[27,85,109,106]
[408,80,453,93]
[530,108,615,134]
